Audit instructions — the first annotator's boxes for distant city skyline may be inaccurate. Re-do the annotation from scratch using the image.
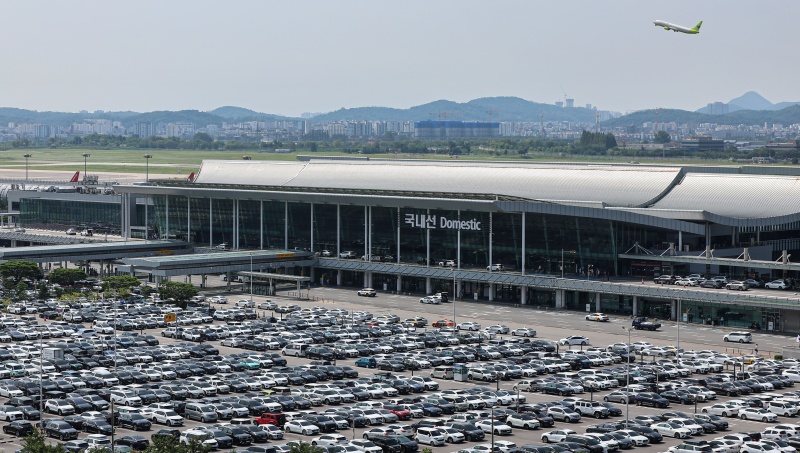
[1,0,799,116]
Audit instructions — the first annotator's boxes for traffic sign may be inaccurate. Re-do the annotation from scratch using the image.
[164,313,177,323]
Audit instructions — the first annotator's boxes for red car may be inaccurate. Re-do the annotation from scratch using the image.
[255,412,286,427]
[383,405,412,421]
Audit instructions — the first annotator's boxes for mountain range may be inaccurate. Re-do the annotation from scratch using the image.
[1,92,799,129]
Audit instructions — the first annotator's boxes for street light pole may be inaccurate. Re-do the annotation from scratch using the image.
[81,153,90,183]
[452,266,456,337]
[23,153,31,186]
[143,154,153,182]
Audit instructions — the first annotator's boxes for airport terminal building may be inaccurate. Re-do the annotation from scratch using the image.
[14,158,800,332]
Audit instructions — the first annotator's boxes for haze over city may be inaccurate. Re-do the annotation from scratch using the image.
[2,0,799,117]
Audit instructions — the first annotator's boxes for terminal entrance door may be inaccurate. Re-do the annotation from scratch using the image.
[762,309,780,331]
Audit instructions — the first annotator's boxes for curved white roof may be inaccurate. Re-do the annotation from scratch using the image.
[651,173,800,219]
[194,160,682,208]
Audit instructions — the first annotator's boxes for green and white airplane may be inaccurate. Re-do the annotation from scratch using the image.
[653,20,702,34]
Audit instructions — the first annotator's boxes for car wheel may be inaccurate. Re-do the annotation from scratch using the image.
[581,341,587,345]
[740,414,747,419]
[543,436,549,443]
[674,433,680,439]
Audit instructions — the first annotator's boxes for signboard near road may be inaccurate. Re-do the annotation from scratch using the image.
[164,313,177,323]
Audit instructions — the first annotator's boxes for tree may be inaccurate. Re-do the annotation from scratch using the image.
[0,261,42,281]
[158,281,198,308]
[144,436,210,453]
[101,275,141,293]
[289,443,323,453]
[20,430,66,453]
[654,130,671,144]
[47,268,87,287]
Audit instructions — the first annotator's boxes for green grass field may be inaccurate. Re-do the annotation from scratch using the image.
[0,147,741,175]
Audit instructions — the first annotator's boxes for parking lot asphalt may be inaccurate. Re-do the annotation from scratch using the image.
[0,284,795,453]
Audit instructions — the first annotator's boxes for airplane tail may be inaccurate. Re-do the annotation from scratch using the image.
[187,172,195,182]
[692,21,703,32]
[69,171,80,183]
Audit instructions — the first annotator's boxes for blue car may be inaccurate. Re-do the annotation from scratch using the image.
[355,357,376,368]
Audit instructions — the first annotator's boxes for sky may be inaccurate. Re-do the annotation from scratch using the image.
[2,0,798,117]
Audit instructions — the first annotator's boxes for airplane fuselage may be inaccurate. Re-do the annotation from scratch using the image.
[653,20,701,34]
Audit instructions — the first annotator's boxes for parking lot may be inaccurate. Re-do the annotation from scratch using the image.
[0,284,797,453]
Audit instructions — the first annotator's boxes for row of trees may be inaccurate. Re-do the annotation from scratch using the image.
[0,261,198,308]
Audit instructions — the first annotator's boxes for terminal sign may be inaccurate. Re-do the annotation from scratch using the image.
[164,313,177,323]
[404,214,481,231]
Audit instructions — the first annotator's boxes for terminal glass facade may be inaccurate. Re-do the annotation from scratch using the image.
[20,198,121,234]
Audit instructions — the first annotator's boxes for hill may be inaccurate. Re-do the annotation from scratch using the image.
[603,104,800,128]
[312,96,598,123]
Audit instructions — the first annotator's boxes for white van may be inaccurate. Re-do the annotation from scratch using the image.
[769,401,799,417]
[282,343,308,357]
[431,366,454,380]
[415,427,446,446]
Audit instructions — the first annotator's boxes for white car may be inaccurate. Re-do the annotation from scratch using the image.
[457,322,481,331]
[311,434,349,446]
[766,280,788,290]
[474,419,512,435]
[505,414,541,429]
[723,332,753,343]
[741,442,783,453]
[739,408,778,422]
[350,440,383,453]
[651,422,692,439]
[585,313,610,322]
[414,427,447,446]
[419,296,440,305]
[486,325,510,334]
[541,429,577,443]
[284,419,320,435]
[559,335,589,346]
[357,288,377,297]
[486,264,504,271]
[511,328,536,337]
[616,429,650,447]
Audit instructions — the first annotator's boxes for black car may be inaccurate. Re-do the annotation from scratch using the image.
[585,423,624,433]
[46,420,79,440]
[220,425,254,445]
[2,420,33,436]
[660,390,695,404]
[707,381,741,397]
[447,422,485,441]
[151,428,181,442]
[600,402,622,417]
[83,418,114,435]
[629,425,663,443]
[18,405,40,420]
[542,382,574,396]
[119,412,152,431]
[117,434,150,451]
[634,392,669,408]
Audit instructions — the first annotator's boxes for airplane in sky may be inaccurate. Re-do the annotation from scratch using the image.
[653,20,702,34]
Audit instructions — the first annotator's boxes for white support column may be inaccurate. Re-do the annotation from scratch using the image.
[144,194,148,241]
[284,201,288,250]
[396,276,402,293]
[520,287,527,305]
[310,203,314,253]
[367,271,373,288]
[456,280,462,300]
[364,206,368,260]
[336,272,342,286]
[555,289,565,308]
[260,200,263,250]
[425,277,432,295]
[233,199,238,250]
[364,272,369,288]
[488,212,493,269]
[337,204,341,258]
[165,196,169,240]
[368,206,372,260]
[209,198,213,248]
[632,296,639,316]
[671,299,678,321]
[595,292,601,312]
[678,230,683,250]
[425,209,430,267]
[521,212,526,275]
[488,284,495,301]
[396,208,401,264]
[457,210,461,270]
[186,196,191,243]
